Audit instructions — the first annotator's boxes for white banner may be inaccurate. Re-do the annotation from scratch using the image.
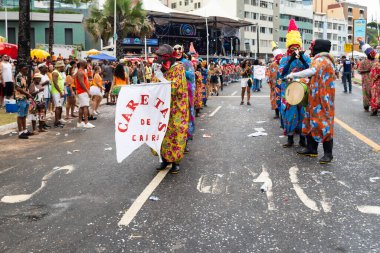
[115,82,171,163]
[254,66,267,80]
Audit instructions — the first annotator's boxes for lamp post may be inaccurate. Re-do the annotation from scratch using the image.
[113,0,117,58]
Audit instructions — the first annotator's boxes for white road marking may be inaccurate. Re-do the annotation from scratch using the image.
[369,177,380,183]
[357,205,380,215]
[0,166,16,175]
[253,165,276,211]
[1,165,75,204]
[118,170,170,227]
[320,189,332,213]
[196,174,226,195]
[337,180,350,188]
[289,166,320,212]
[209,106,222,117]
[231,91,237,96]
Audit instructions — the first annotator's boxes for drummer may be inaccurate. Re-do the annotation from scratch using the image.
[286,39,336,164]
[279,19,311,148]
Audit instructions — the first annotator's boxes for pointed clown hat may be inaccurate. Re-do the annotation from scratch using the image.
[286,19,302,49]
[358,38,376,58]
[272,41,283,57]
[188,42,199,59]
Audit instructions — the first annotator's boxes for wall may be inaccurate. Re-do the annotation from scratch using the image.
[0,20,85,48]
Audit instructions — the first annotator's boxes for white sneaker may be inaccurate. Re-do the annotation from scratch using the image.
[93,111,99,116]
[60,119,67,123]
[84,122,95,128]
[77,122,85,128]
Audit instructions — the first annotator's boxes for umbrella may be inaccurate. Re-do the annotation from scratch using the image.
[0,43,18,59]
[31,49,50,61]
[88,53,117,61]
[87,49,100,55]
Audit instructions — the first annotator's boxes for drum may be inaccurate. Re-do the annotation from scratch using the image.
[285,81,309,106]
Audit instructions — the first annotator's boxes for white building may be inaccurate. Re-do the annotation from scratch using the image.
[313,13,347,56]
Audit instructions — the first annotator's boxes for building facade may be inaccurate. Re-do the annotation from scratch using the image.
[313,13,347,56]
[0,0,99,50]
[277,0,314,51]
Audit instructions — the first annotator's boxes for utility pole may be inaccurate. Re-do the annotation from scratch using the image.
[256,23,260,59]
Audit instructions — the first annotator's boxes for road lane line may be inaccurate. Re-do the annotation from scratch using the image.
[289,166,320,212]
[209,106,222,117]
[0,166,16,175]
[335,117,380,152]
[231,91,237,96]
[118,170,169,227]
[357,205,380,215]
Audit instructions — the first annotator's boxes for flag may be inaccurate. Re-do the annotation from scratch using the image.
[115,82,171,163]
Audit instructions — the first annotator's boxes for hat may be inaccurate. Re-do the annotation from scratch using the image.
[38,62,47,69]
[55,60,65,68]
[358,38,376,58]
[155,44,174,56]
[33,73,42,79]
[286,19,302,49]
[271,41,283,57]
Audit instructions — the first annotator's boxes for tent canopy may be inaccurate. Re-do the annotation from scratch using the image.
[88,53,117,61]
[142,0,202,24]
[189,0,252,28]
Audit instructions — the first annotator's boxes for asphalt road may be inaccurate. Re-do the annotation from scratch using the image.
[0,78,379,253]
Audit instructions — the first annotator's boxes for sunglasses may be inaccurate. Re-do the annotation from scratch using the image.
[173,47,182,51]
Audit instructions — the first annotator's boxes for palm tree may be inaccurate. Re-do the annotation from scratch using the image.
[48,0,54,55]
[85,7,113,47]
[85,0,154,59]
[17,0,31,65]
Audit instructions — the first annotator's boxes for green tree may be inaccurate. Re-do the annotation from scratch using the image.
[85,0,154,59]
[85,7,113,46]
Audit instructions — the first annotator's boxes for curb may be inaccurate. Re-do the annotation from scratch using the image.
[0,98,107,135]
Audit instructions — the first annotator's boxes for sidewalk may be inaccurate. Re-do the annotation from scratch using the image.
[0,98,107,134]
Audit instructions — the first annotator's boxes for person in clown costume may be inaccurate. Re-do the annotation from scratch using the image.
[154,44,189,174]
[279,19,311,148]
[357,38,376,112]
[173,44,195,153]
[267,41,283,119]
[287,40,336,164]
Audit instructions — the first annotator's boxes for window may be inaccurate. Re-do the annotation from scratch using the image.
[333,23,338,30]
[244,0,249,4]
[251,0,258,6]
[45,28,50,44]
[260,27,265,33]
[327,22,332,29]
[333,34,337,40]
[348,7,352,15]
[251,26,256,33]
[194,3,197,9]
[184,0,189,6]
[348,26,352,32]
[260,1,268,8]
[327,33,332,40]
[268,28,273,34]
[7,27,16,44]
[251,39,255,46]
[179,1,182,6]
[65,28,73,45]
[30,28,35,49]
[348,17,352,23]
[333,44,337,51]
[198,2,200,8]
[171,3,177,8]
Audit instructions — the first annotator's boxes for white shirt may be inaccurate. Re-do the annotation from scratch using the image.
[2,62,13,82]
[41,74,51,99]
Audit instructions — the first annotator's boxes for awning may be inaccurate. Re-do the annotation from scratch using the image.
[142,0,202,25]
[188,0,252,28]
[88,53,117,61]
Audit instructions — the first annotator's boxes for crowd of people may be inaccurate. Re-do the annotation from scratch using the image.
[1,19,379,169]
